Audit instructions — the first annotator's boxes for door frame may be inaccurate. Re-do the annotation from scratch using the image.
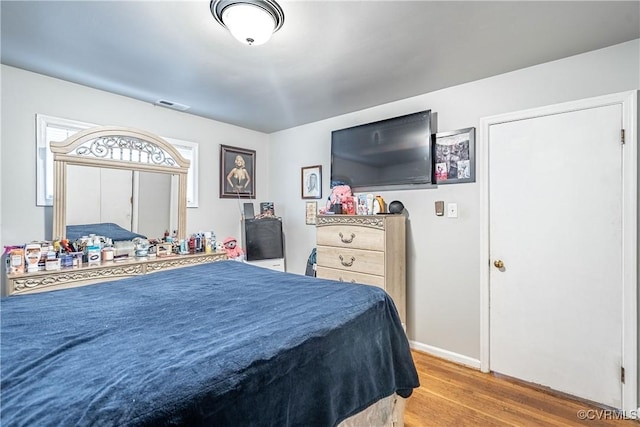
[478,91,638,411]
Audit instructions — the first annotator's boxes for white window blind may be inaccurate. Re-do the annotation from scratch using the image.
[36,115,93,206]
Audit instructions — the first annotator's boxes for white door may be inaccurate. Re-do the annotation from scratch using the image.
[66,166,133,228]
[134,171,172,237]
[66,165,101,225]
[100,168,133,229]
[489,103,623,407]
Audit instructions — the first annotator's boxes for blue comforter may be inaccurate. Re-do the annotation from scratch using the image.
[66,222,147,241]
[1,261,418,426]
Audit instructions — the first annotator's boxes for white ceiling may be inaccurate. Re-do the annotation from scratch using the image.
[1,1,638,133]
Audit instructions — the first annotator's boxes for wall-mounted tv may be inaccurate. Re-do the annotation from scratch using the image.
[330,110,432,191]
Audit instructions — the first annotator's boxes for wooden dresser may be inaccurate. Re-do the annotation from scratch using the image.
[315,214,406,325]
[6,252,227,296]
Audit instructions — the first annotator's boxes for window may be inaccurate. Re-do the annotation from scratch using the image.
[36,114,199,208]
[36,114,93,206]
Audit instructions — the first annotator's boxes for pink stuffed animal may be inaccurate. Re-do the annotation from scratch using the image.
[222,237,244,261]
[320,185,352,214]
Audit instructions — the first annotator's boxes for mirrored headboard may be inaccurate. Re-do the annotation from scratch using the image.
[51,126,190,240]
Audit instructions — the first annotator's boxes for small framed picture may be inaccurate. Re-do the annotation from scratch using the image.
[301,165,322,199]
[305,201,318,225]
[433,127,476,184]
[220,145,256,199]
[260,201,274,216]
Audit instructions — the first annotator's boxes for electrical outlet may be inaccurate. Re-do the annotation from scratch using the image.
[447,203,458,218]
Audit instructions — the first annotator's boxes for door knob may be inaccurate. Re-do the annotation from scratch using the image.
[494,260,504,269]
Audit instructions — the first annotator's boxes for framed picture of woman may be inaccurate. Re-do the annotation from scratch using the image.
[301,165,322,199]
[220,145,256,199]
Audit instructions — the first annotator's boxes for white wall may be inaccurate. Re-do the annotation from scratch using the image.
[1,40,638,363]
[268,39,640,361]
[0,65,269,249]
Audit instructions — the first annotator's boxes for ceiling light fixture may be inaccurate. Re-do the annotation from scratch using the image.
[210,0,284,46]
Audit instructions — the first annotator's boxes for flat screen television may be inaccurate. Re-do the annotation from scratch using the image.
[330,110,432,191]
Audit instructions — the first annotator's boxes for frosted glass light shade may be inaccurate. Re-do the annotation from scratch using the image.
[222,3,276,46]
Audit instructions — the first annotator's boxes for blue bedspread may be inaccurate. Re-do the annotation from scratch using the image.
[1,261,418,426]
[66,222,147,241]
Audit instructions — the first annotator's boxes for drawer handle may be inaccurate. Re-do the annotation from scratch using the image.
[338,232,356,244]
[339,255,355,267]
[339,277,356,283]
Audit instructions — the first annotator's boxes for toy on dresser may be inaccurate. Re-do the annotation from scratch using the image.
[319,185,353,214]
[222,237,244,261]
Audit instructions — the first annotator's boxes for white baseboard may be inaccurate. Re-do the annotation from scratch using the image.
[409,340,481,370]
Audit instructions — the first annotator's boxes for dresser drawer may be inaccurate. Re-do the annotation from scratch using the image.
[316,266,385,290]
[316,224,384,251]
[316,246,384,276]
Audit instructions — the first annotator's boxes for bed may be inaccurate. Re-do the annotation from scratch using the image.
[1,261,419,426]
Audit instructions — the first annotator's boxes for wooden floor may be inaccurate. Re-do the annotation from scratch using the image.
[404,350,637,426]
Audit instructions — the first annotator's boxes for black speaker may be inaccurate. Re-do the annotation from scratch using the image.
[243,217,284,261]
[388,200,405,214]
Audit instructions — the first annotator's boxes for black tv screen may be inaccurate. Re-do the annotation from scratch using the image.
[331,110,432,191]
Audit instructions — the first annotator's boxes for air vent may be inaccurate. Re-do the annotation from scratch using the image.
[154,99,190,111]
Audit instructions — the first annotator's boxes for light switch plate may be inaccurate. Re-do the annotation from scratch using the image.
[435,201,444,216]
[447,203,458,218]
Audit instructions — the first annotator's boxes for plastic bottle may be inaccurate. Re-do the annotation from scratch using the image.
[211,234,217,252]
[204,232,212,253]
[194,234,201,252]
